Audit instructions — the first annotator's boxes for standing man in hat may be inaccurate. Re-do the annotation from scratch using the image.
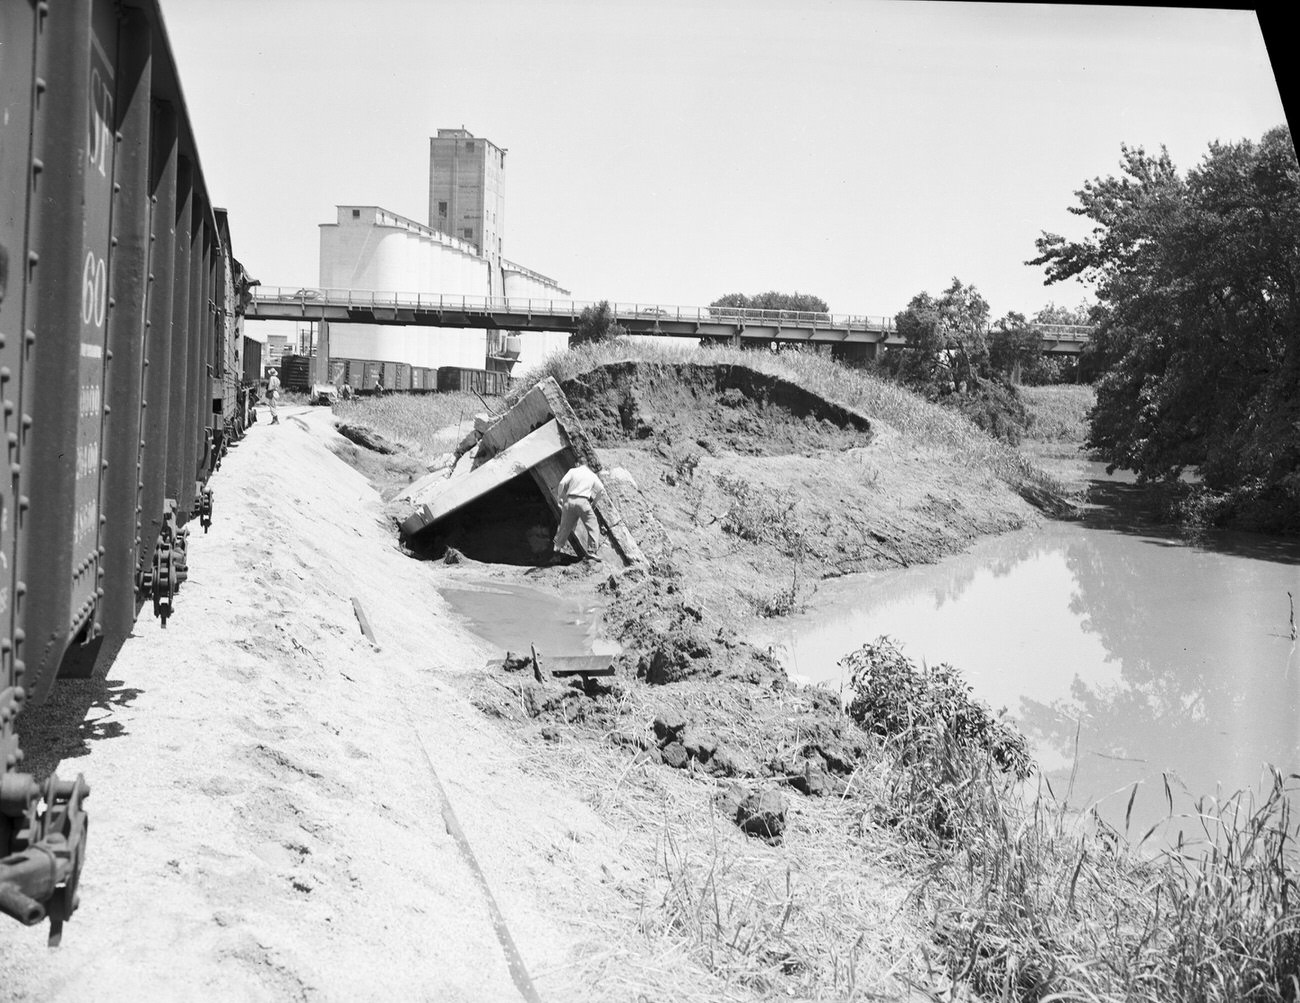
[267,367,281,425]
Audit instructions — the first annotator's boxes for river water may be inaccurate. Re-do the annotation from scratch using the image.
[760,469,1300,841]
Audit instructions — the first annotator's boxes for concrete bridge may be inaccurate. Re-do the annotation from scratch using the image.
[245,287,1093,355]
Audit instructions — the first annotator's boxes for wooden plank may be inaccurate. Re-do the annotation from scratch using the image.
[350,596,378,645]
[400,420,566,538]
[545,655,617,676]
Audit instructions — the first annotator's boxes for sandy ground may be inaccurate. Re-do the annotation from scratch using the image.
[0,406,634,1002]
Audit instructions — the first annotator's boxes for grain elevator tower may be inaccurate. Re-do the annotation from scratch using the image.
[429,128,506,295]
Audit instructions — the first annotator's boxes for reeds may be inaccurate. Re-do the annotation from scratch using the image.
[918,762,1300,1002]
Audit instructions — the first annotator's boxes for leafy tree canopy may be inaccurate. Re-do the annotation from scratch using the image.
[710,291,829,314]
[1029,126,1300,530]
[892,277,990,389]
[571,300,627,346]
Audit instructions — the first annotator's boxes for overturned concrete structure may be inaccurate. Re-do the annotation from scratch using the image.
[398,378,645,566]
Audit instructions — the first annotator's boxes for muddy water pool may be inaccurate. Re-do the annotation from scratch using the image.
[759,512,1300,840]
[439,580,621,659]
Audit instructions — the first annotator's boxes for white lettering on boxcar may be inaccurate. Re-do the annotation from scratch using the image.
[87,67,114,178]
[81,250,107,329]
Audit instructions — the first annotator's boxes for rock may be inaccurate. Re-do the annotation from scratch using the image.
[715,781,750,819]
[681,728,717,763]
[652,712,687,745]
[811,742,856,775]
[500,652,532,674]
[661,742,688,769]
[706,745,760,778]
[790,758,834,798]
[636,747,663,766]
[736,789,787,841]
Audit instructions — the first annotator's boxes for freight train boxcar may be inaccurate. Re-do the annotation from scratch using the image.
[0,0,250,942]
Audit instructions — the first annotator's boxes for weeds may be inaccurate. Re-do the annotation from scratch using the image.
[923,766,1300,1002]
[711,475,810,617]
[714,475,801,552]
[842,637,1031,782]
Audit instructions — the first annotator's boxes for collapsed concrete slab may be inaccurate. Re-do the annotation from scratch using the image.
[399,378,646,566]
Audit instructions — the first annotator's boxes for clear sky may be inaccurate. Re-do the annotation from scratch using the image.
[162,1,1285,321]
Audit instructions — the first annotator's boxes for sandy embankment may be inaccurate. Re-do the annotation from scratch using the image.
[0,406,629,1002]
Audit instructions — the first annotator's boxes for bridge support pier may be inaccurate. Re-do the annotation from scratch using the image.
[313,320,332,386]
[831,342,877,367]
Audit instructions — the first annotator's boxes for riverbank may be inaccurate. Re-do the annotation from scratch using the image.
[346,353,1297,1002]
[9,360,1290,1001]
[334,346,1068,998]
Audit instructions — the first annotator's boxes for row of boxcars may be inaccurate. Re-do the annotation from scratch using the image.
[1,0,254,942]
[278,355,515,397]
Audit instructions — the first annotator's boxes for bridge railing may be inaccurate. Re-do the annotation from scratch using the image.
[1036,323,1093,339]
[247,287,899,330]
[246,288,1090,341]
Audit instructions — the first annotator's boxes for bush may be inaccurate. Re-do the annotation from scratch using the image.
[842,637,1030,780]
[571,300,627,346]
[942,376,1031,446]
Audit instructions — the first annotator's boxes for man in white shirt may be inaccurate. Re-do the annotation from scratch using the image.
[550,462,608,561]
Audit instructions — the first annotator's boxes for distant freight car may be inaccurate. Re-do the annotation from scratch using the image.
[243,336,265,385]
[437,367,513,395]
[279,353,312,392]
[0,0,251,942]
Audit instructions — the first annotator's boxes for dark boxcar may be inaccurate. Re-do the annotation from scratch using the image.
[394,362,411,392]
[279,354,311,392]
[360,361,381,392]
[0,0,246,942]
[439,367,510,395]
[243,336,265,386]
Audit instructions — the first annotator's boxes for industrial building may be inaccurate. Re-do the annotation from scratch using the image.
[316,128,570,378]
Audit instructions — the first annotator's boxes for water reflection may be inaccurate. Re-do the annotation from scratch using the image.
[760,520,1300,837]
[439,580,622,658]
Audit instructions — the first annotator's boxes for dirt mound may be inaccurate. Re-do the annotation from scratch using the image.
[559,361,872,456]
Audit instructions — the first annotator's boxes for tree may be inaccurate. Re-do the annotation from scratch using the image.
[571,300,627,346]
[710,291,829,317]
[988,311,1042,382]
[1029,126,1300,530]
[891,278,990,390]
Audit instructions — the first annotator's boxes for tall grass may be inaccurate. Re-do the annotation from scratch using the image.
[920,765,1300,1002]
[511,340,1070,497]
[842,637,1300,1001]
[1019,384,1096,444]
[332,391,483,459]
